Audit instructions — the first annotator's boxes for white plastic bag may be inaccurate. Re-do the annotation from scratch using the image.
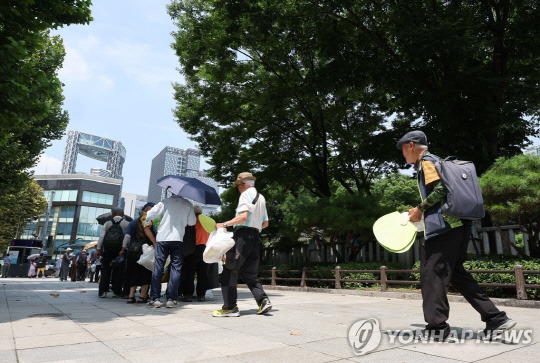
[137,244,155,271]
[203,228,235,264]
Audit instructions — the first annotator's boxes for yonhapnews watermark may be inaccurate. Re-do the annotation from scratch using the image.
[348,318,533,356]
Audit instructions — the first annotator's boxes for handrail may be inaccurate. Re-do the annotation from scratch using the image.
[260,264,538,300]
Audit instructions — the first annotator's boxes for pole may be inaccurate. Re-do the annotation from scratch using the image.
[41,191,55,248]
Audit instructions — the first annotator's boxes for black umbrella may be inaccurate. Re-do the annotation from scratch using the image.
[96,212,133,225]
[157,175,221,205]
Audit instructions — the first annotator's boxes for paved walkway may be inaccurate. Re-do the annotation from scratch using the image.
[1,278,539,362]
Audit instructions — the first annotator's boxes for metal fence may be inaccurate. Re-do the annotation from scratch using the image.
[261,265,540,300]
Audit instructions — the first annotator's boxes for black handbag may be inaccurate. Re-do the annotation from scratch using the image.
[110,255,126,270]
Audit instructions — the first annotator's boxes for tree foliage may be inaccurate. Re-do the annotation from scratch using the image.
[168,1,540,257]
[0,179,48,253]
[0,0,93,192]
[325,0,540,173]
[168,0,395,198]
[480,155,540,257]
[371,173,419,212]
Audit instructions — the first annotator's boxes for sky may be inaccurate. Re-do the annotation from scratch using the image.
[32,0,201,196]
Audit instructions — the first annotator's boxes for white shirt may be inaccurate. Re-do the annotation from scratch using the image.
[236,187,269,232]
[145,195,196,242]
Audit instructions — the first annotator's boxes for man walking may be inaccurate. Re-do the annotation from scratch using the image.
[145,192,196,308]
[96,207,129,298]
[59,248,73,281]
[214,172,271,317]
[397,130,515,340]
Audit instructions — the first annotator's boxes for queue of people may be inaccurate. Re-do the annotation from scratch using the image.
[88,171,272,318]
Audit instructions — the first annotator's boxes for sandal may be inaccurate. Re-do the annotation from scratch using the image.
[137,296,150,304]
[126,297,136,304]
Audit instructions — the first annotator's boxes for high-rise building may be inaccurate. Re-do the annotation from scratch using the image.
[147,147,219,215]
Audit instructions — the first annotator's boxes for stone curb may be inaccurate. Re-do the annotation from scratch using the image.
[248,284,540,309]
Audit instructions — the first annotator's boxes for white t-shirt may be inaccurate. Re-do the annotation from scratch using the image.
[235,187,269,232]
[145,195,196,242]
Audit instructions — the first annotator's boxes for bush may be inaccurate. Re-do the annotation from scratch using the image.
[412,255,540,300]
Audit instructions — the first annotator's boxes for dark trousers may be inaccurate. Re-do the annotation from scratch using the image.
[420,224,508,333]
[179,244,208,297]
[220,228,268,310]
[99,251,124,295]
[150,240,183,301]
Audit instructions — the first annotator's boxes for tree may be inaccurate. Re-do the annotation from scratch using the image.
[325,0,540,173]
[168,0,394,198]
[479,155,540,258]
[0,179,48,253]
[371,173,419,212]
[0,1,93,192]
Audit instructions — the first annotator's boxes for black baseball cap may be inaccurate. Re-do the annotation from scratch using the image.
[396,130,428,150]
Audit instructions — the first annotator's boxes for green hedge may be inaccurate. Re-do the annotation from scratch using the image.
[411,255,540,300]
[259,261,406,289]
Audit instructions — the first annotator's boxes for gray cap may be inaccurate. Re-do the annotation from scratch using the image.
[396,130,428,150]
[111,207,124,214]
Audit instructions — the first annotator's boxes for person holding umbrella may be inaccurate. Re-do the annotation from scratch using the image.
[145,190,196,308]
[213,172,271,317]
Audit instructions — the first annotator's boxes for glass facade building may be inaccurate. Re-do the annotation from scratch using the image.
[20,174,122,256]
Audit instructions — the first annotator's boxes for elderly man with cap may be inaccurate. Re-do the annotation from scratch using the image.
[96,207,130,298]
[59,248,73,281]
[397,130,515,340]
[213,172,271,317]
[122,202,156,304]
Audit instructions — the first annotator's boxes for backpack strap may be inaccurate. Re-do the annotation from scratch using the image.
[252,192,260,205]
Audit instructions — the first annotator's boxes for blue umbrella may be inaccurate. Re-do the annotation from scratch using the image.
[156,175,222,205]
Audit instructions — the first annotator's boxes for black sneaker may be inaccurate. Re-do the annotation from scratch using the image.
[197,295,206,302]
[483,319,516,340]
[256,298,272,315]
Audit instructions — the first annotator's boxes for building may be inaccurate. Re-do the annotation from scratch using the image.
[19,174,122,255]
[147,147,220,215]
[61,130,126,179]
[524,145,540,156]
[120,192,147,218]
[61,130,125,203]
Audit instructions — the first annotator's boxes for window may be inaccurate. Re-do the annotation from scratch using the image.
[43,190,78,202]
[82,191,114,205]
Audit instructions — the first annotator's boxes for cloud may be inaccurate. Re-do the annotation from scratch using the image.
[31,154,62,175]
[59,46,92,82]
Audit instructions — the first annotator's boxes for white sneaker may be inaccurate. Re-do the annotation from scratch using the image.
[146,300,162,308]
[166,300,179,308]
[99,292,107,298]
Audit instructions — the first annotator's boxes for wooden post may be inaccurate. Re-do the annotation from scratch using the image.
[335,266,341,289]
[514,265,528,300]
[380,266,388,292]
[271,267,277,286]
[300,267,307,288]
